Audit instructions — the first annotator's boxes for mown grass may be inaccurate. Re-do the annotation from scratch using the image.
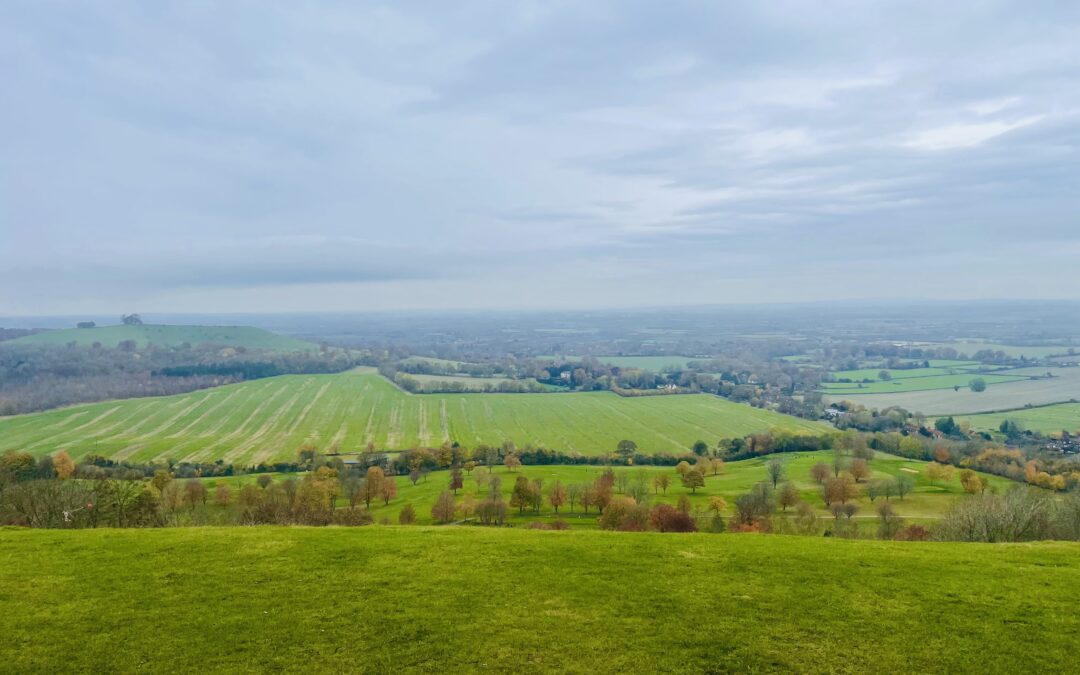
[0,371,827,463]
[0,526,1077,673]
[5,323,317,351]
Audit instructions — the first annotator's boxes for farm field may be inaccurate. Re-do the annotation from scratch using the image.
[541,355,702,370]
[2,527,1078,673]
[960,402,1080,435]
[820,372,1024,394]
[0,370,827,463]
[929,341,1075,359]
[207,450,1011,527]
[5,324,317,351]
[828,363,981,381]
[404,373,556,390]
[828,367,1080,415]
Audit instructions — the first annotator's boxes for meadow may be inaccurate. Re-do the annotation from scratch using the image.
[960,402,1080,435]
[6,324,317,351]
[1,526,1077,673]
[207,450,1011,527]
[540,355,702,370]
[828,367,1080,415]
[820,373,1023,395]
[0,370,826,463]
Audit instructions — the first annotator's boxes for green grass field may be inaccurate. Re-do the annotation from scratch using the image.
[828,363,981,381]
[541,355,702,370]
[209,450,1011,526]
[6,324,317,351]
[0,370,827,463]
[406,373,558,391]
[960,402,1080,435]
[828,367,1080,415]
[820,372,1024,394]
[1,526,1077,673]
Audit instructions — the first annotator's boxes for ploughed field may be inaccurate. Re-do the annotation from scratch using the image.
[0,370,826,463]
[1,526,1077,673]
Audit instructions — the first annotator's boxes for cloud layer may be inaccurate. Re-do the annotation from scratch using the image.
[2,1,1078,314]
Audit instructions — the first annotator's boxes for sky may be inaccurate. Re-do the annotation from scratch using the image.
[2,1,1079,316]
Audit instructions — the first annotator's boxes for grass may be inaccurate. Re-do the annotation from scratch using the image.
[0,371,827,463]
[820,372,1024,394]
[960,402,1080,435]
[5,324,317,351]
[208,450,1012,527]
[406,373,558,391]
[828,363,981,381]
[1,527,1078,673]
[540,355,703,370]
[929,341,1076,359]
[828,367,1080,415]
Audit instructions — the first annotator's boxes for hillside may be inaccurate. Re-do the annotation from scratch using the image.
[0,370,827,463]
[1,527,1077,673]
[6,324,317,352]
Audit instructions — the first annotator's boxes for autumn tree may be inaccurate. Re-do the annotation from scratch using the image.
[777,481,800,511]
[214,483,232,507]
[810,462,831,485]
[364,467,385,508]
[459,494,477,521]
[549,480,568,513]
[896,474,915,500]
[380,479,397,505]
[52,451,75,480]
[675,461,691,476]
[504,454,522,472]
[682,468,705,493]
[766,458,785,488]
[510,476,531,514]
[449,467,464,495]
[653,474,670,494]
[876,501,903,539]
[398,503,417,524]
[431,490,457,523]
[849,458,870,483]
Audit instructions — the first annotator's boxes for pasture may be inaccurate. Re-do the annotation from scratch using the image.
[207,450,1012,527]
[820,372,1024,394]
[0,370,826,463]
[2,527,1078,673]
[5,324,317,351]
[828,367,1080,415]
[961,402,1080,435]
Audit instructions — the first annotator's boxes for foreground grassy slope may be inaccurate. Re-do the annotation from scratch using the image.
[6,324,317,351]
[1,527,1077,673]
[0,371,827,462]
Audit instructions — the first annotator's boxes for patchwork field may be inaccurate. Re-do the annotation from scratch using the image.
[5,324,317,351]
[2,527,1078,673]
[207,450,1011,527]
[961,402,1080,435]
[0,370,827,463]
[827,367,1080,415]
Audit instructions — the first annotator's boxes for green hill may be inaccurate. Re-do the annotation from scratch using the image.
[0,370,827,463]
[6,324,317,351]
[0,527,1076,673]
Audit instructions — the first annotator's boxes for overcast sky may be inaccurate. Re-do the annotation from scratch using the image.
[2,1,1078,315]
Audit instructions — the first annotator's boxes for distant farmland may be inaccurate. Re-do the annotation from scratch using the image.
[828,367,1080,415]
[0,370,827,464]
[6,324,317,351]
[542,355,703,370]
[960,402,1080,435]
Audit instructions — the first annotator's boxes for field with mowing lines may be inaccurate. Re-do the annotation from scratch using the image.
[205,450,1012,527]
[5,324,317,351]
[0,370,827,464]
[3,527,1078,673]
[827,367,1080,415]
[960,402,1080,435]
[820,372,1024,394]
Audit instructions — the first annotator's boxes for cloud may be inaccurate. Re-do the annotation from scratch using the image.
[1,1,1078,314]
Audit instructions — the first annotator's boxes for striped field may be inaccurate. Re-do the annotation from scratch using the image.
[0,370,827,464]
